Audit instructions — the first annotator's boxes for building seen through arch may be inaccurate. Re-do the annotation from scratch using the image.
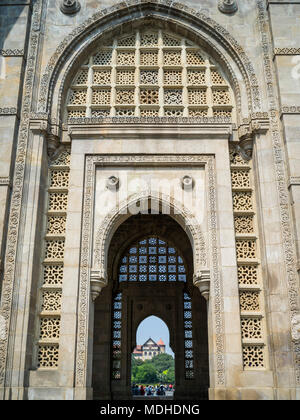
[0,0,299,400]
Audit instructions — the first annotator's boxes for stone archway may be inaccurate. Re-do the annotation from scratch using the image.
[92,214,209,400]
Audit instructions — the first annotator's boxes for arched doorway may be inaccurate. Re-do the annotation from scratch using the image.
[92,214,209,400]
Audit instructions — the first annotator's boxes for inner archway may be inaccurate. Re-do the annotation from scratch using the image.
[92,214,209,400]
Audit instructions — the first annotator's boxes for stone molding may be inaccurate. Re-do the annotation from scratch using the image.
[37,0,261,117]
[274,48,300,56]
[76,154,225,388]
[0,108,18,116]
[0,0,43,388]
[0,177,11,188]
[281,106,300,115]
[0,49,24,57]
[257,0,300,385]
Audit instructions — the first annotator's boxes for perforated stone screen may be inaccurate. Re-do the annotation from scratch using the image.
[66,30,234,119]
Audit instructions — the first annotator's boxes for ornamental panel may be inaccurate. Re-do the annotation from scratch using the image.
[239,291,260,312]
[241,317,263,340]
[242,346,265,368]
[39,317,61,340]
[67,29,234,119]
[237,265,258,286]
[37,345,59,368]
[232,191,253,211]
[236,239,256,260]
[42,265,64,286]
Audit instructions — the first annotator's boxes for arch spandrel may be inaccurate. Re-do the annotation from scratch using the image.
[38,0,262,125]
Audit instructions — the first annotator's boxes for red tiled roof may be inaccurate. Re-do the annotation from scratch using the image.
[157,338,165,346]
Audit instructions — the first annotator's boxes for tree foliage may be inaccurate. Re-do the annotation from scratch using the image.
[131,353,175,384]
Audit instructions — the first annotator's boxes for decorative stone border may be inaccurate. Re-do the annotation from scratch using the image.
[0,50,24,57]
[281,106,300,115]
[0,0,43,387]
[75,154,225,388]
[0,108,18,116]
[274,48,300,56]
[257,0,300,385]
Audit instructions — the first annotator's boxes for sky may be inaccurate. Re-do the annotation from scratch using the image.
[136,315,174,357]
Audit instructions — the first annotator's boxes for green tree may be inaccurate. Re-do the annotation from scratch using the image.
[131,355,144,382]
[149,353,174,375]
[163,366,175,383]
[135,363,158,384]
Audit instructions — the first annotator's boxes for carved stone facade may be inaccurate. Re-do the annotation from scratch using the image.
[0,0,299,400]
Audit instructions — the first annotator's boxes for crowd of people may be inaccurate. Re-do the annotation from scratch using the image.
[132,384,174,396]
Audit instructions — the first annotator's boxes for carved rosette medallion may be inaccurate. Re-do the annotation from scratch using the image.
[60,0,81,15]
[218,0,238,14]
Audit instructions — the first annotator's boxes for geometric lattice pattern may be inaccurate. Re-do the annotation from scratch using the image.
[242,346,265,369]
[111,293,122,380]
[230,146,266,369]
[118,236,186,283]
[67,29,234,119]
[184,292,194,379]
[37,345,59,368]
[36,148,70,369]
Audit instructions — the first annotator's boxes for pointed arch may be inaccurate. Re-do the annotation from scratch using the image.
[93,189,207,282]
[38,0,261,123]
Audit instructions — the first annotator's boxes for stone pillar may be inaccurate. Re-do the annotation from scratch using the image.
[1,120,48,400]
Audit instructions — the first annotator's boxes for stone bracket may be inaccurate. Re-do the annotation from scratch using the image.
[237,116,269,160]
[90,269,108,302]
[193,269,210,301]
[29,113,62,157]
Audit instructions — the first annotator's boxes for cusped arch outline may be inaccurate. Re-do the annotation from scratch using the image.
[93,189,207,283]
[38,0,261,122]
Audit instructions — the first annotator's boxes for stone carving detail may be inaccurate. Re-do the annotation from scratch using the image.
[237,265,258,286]
[236,239,256,260]
[274,48,300,56]
[218,0,238,14]
[65,29,234,120]
[241,317,263,339]
[291,314,300,341]
[75,69,88,85]
[38,0,261,119]
[39,317,61,339]
[37,345,59,368]
[43,265,64,286]
[234,215,254,234]
[60,0,81,15]
[35,148,70,369]
[0,0,43,386]
[48,192,68,211]
[230,144,266,369]
[50,169,69,188]
[240,291,260,311]
[0,49,24,57]
[0,107,18,115]
[257,0,300,383]
[41,290,62,312]
[233,191,253,211]
[0,315,6,341]
[47,216,66,235]
[94,70,111,85]
[242,346,264,368]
